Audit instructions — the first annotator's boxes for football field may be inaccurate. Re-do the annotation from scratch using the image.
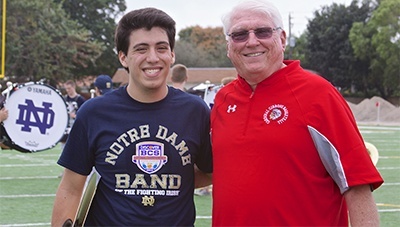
[0,124,399,226]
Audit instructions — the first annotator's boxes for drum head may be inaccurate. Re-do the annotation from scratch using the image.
[3,82,68,152]
[365,141,379,166]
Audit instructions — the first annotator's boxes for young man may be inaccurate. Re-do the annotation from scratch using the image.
[59,80,86,148]
[93,74,113,96]
[170,63,188,91]
[52,8,212,226]
[63,80,86,121]
[211,0,383,226]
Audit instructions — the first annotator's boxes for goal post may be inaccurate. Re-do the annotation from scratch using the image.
[1,0,6,79]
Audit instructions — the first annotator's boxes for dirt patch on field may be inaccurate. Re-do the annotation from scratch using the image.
[347,96,400,124]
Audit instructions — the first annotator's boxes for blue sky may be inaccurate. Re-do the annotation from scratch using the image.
[123,0,352,36]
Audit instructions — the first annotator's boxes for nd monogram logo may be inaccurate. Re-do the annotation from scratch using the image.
[16,99,55,134]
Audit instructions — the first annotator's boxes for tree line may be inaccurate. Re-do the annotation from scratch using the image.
[0,0,398,98]
[293,0,399,99]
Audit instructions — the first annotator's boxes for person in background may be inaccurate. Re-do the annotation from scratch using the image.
[59,80,86,148]
[86,75,114,190]
[52,7,212,226]
[210,0,383,226]
[170,63,211,196]
[220,76,236,86]
[0,106,9,149]
[170,63,188,91]
[64,80,86,119]
[94,74,113,96]
[0,106,8,122]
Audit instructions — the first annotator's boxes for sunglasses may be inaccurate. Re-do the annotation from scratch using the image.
[227,27,281,43]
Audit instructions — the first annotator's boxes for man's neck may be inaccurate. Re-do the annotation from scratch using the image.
[126,84,169,103]
[68,92,78,98]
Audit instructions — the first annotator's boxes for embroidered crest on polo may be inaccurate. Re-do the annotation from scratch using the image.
[263,104,289,124]
[132,142,168,174]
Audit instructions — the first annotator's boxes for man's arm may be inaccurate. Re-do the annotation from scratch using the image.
[194,164,212,188]
[344,184,379,226]
[0,107,8,122]
[51,168,87,226]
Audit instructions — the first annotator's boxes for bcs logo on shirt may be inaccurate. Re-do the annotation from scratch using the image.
[132,142,168,174]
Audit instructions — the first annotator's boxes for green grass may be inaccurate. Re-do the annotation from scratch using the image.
[359,125,400,227]
[0,124,399,226]
[194,194,212,227]
[0,148,63,226]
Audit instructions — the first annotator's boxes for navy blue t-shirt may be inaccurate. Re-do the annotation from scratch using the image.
[58,86,212,226]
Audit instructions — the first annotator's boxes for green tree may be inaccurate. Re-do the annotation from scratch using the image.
[2,0,103,83]
[284,32,309,66]
[54,0,127,76]
[175,41,210,67]
[350,0,400,98]
[176,26,232,67]
[305,0,375,91]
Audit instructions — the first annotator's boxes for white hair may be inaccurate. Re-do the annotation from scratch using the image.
[221,0,284,36]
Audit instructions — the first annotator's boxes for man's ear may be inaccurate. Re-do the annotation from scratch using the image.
[280,30,287,52]
[118,51,128,68]
[171,51,176,65]
[226,41,231,59]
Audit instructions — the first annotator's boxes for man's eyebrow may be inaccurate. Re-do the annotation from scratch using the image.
[132,41,170,49]
[132,43,149,49]
[156,41,170,46]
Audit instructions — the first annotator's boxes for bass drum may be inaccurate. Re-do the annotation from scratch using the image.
[2,82,68,153]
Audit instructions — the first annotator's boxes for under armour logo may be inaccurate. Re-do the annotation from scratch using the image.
[16,99,55,134]
[227,104,237,113]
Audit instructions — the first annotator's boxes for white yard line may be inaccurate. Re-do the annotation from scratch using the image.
[358,126,400,131]
[0,153,58,165]
[0,176,58,180]
[0,194,55,198]
[377,166,400,170]
[382,182,400,186]
[0,164,55,167]
[0,223,51,227]
[378,209,400,212]
[196,216,212,219]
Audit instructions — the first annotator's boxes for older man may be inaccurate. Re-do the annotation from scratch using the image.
[210,0,383,226]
